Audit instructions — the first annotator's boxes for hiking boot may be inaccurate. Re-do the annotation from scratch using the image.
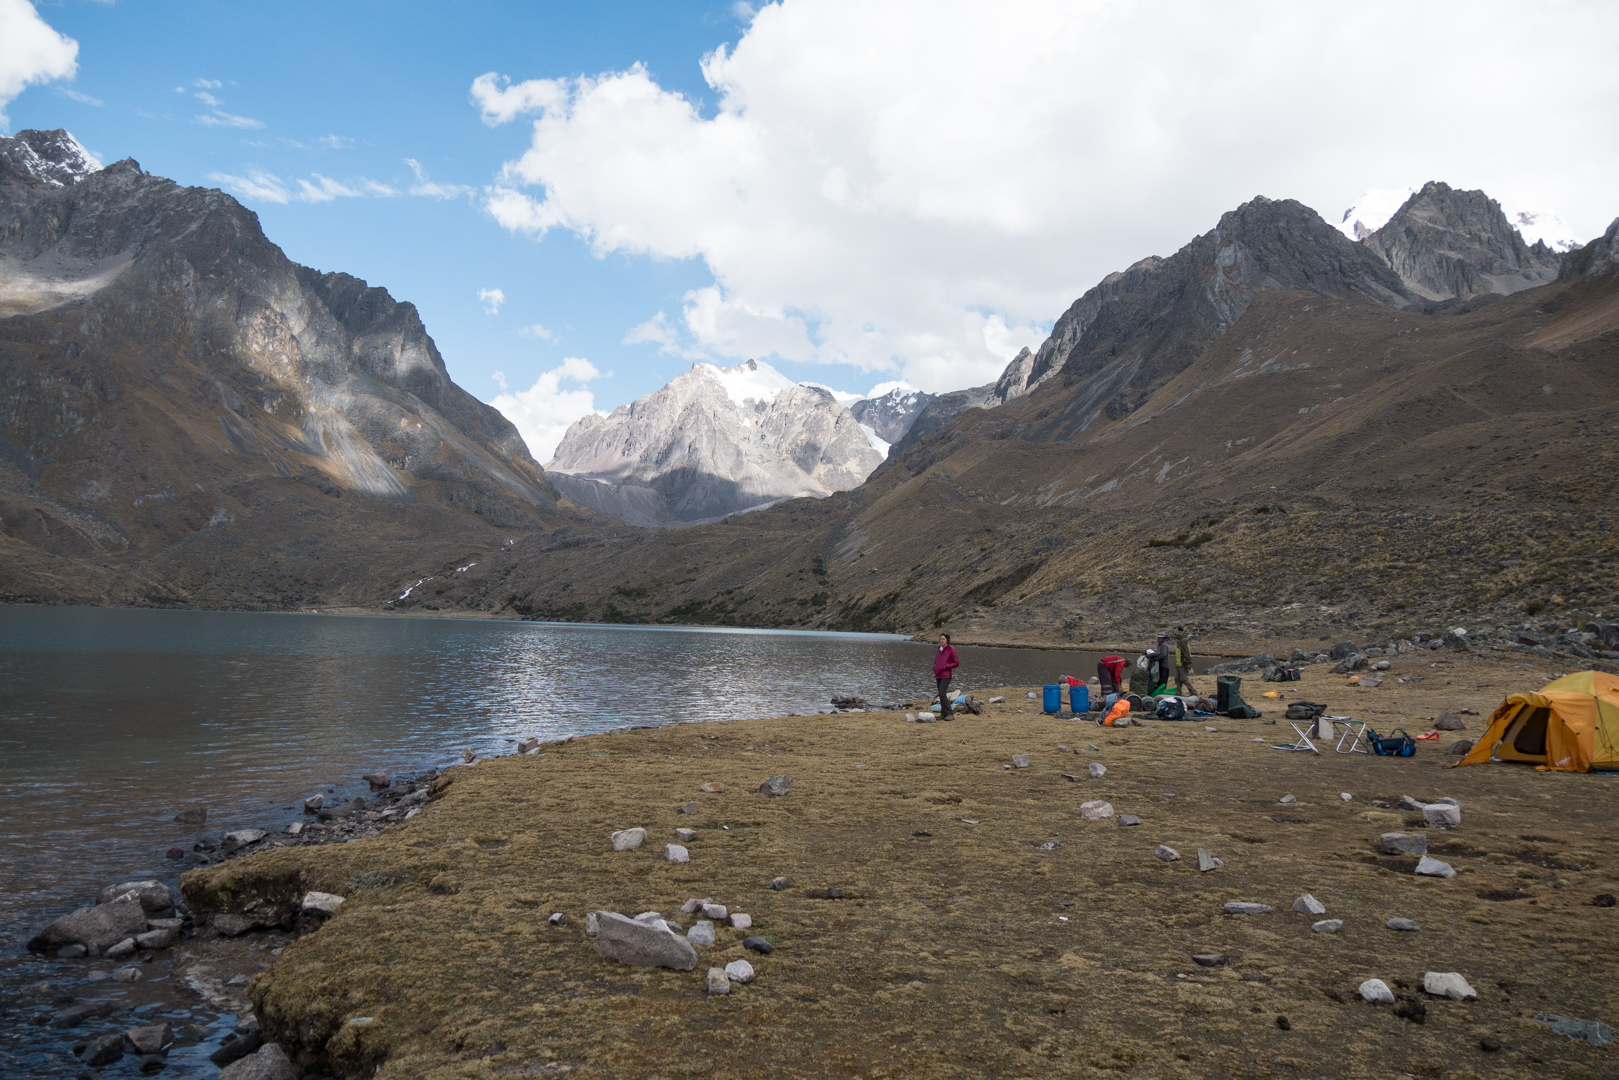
[939,713,955,721]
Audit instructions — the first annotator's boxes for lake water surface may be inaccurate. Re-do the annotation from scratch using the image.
[0,605,1122,945]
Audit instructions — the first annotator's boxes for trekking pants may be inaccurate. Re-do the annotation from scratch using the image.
[1175,666,1195,694]
[937,677,954,718]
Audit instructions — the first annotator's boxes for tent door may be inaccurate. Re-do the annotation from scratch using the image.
[1495,704,1550,764]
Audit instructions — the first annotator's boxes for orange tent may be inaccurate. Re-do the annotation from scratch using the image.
[1458,671,1619,772]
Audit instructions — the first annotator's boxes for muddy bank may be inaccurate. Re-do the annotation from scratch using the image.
[180,649,1619,1079]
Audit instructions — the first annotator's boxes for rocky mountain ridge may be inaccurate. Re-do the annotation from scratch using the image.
[546,359,885,527]
[0,128,562,607]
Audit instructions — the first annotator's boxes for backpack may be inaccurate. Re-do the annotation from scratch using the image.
[1216,675,1261,719]
[1154,697,1187,721]
[1263,665,1302,682]
[1368,728,1416,757]
[1285,702,1328,721]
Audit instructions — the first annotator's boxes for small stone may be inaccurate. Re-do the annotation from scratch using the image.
[1114,717,1131,728]
[1422,971,1477,1000]
[1340,792,1354,802]
[730,913,752,930]
[758,775,791,796]
[677,802,701,814]
[1191,953,1225,967]
[1197,849,1223,872]
[1376,660,1391,670]
[825,886,846,899]
[686,921,716,947]
[666,844,690,864]
[990,696,1005,703]
[87,968,111,981]
[1312,919,1343,933]
[1276,1015,1291,1031]
[172,808,207,826]
[166,846,186,859]
[218,1043,299,1080]
[1423,804,1462,829]
[548,912,564,926]
[135,928,175,950]
[1480,1036,1502,1052]
[112,965,143,982]
[125,1023,172,1055]
[707,967,731,994]
[1224,902,1272,915]
[611,827,647,851]
[585,912,600,937]
[303,795,324,814]
[1292,894,1327,915]
[1087,744,1100,752]
[1448,740,1474,756]
[1012,754,1030,769]
[1386,918,1421,932]
[1060,773,1084,782]
[517,737,540,754]
[1155,845,1181,862]
[364,773,390,790]
[97,881,173,913]
[681,898,713,914]
[1279,794,1297,805]
[591,911,699,971]
[1381,832,1428,855]
[1359,978,1396,1003]
[105,937,137,959]
[83,1032,125,1068]
[220,828,266,851]
[698,781,725,793]
[300,891,345,916]
[702,903,728,921]
[725,959,755,983]
[769,877,789,891]
[1399,795,1426,811]
[1057,745,1069,753]
[1415,855,1456,878]
[1080,800,1114,821]
[226,974,249,986]
[1088,762,1107,778]
[743,936,773,954]
[675,827,697,843]
[1026,691,1037,698]
[1118,814,1140,826]
[285,822,304,837]
[56,944,87,959]
[462,749,477,763]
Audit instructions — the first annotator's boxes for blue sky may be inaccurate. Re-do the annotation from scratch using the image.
[4,1,1618,462]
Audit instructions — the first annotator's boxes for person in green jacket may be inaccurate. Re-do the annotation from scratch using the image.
[1170,625,1196,694]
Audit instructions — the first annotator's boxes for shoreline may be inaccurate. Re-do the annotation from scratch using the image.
[174,650,1619,1079]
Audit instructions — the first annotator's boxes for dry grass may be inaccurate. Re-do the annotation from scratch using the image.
[186,653,1619,1079]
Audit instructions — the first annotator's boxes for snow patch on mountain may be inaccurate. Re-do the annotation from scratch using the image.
[0,128,101,187]
[1335,186,1419,241]
[702,358,797,409]
[1504,207,1583,252]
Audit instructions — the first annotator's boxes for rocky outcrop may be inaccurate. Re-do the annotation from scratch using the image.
[547,360,883,527]
[885,381,999,459]
[0,127,99,187]
[1366,181,1564,301]
[1559,217,1619,280]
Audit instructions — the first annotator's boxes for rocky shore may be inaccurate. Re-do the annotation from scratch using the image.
[115,648,1619,1079]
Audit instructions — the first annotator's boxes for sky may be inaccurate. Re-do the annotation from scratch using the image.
[3,0,1618,462]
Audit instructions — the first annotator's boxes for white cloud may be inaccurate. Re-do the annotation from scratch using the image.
[317,134,352,150]
[194,90,222,107]
[405,157,474,199]
[0,0,78,127]
[193,78,222,89]
[488,358,604,463]
[196,110,265,130]
[518,322,556,341]
[476,0,1619,393]
[207,168,397,205]
[478,287,506,314]
[58,86,101,106]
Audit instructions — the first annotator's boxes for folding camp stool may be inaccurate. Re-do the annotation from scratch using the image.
[1274,721,1320,754]
[1334,719,1369,755]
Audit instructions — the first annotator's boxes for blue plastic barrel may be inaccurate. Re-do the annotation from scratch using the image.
[1042,684,1061,713]
[1070,684,1089,714]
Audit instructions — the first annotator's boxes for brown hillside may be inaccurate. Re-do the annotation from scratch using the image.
[404,272,1618,651]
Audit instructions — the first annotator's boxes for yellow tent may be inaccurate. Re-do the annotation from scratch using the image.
[1458,671,1619,772]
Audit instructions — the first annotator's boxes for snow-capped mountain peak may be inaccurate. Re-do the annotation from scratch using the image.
[695,358,797,408]
[1336,186,1418,241]
[1505,207,1583,253]
[0,129,102,188]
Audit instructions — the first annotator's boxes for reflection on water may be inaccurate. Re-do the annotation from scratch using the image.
[0,605,1119,944]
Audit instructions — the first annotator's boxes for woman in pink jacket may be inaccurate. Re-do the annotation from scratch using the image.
[933,633,960,720]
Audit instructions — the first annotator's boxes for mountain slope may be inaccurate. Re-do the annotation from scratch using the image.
[546,359,884,527]
[0,129,562,607]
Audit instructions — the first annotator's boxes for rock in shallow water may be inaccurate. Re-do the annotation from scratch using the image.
[592,912,698,971]
[28,895,147,953]
[125,1022,172,1054]
[97,880,173,913]
[83,1031,125,1068]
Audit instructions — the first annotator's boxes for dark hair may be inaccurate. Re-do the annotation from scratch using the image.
[939,633,951,642]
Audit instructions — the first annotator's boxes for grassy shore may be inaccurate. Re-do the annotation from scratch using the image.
[183,651,1619,1079]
